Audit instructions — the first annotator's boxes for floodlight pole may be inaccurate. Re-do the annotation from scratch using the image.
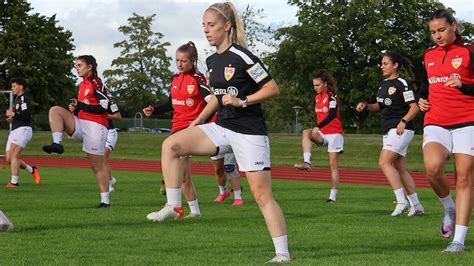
[292,106,303,134]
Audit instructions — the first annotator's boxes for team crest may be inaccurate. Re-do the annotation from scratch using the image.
[322,97,328,104]
[187,84,194,94]
[388,87,396,95]
[84,88,90,96]
[451,57,462,69]
[224,67,235,81]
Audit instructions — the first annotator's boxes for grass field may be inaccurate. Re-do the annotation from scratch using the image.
[0,130,455,173]
[0,167,472,264]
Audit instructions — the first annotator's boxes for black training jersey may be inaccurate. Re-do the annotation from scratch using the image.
[206,43,273,135]
[376,77,415,133]
[11,94,32,130]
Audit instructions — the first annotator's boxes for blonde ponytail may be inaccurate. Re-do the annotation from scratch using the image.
[207,2,247,48]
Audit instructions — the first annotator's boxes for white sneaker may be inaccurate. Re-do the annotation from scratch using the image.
[407,203,425,217]
[265,254,292,264]
[146,205,184,222]
[0,210,14,232]
[442,241,465,253]
[109,177,116,192]
[391,202,409,217]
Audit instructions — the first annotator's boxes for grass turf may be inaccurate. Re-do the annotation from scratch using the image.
[0,130,454,173]
[0,167,471,264]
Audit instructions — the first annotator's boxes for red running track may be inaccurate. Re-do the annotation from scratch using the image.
[0,155,456,188]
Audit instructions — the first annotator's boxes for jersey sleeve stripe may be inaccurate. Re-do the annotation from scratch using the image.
[229,47,254,65]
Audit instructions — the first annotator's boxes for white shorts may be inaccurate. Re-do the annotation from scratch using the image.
[105,128,118,151]
[382,128,414,157]
[69,116,108,155]
[198,123,270,172]
[423,125,474,156]
[6,126,32,151]
[318,132,344,153]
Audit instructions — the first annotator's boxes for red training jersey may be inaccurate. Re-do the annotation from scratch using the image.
[422,39,474,127]
[170,70,210,133]
[314,91,343,134]
[77,75,108,128]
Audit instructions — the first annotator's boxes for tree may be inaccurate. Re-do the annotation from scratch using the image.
[103,13,172,116]
[240,4,276,55]
[265,0,473,133]
[0,0,76,113]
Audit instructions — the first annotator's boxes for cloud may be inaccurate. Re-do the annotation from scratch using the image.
[28,0,473,78]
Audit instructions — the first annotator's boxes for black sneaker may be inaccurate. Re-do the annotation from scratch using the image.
[96,203,110,208]
[42,143,64,154]
[326,199,336,203]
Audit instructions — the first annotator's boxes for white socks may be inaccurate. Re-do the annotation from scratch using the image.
[52,132,63,144]
[272,235,289,257]
[10,176,19,184]
[407,193,420,207]
[187,200,201,215]
[233,189,242,200]
[166,188,182,208]
[453,225,468,245]
[329,189,337,201]
[393,187,406,203]
[303,152,311,164]
[24,165,33,174]
[218,185,227,195]
[439,194,455,210]
[100,192,110,204]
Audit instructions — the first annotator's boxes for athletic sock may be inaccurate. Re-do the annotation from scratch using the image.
[233,189,242,200]
[218,185,226,195]
[10,176,19,184]
[187,199,201,215]
[272,235,289,257]
[407,192,420,207]
[24,165,33,174]
[303,152,311,164]
[52,132,63,144]
[439,194,455,211]
[329,189,337,201]
[166,188,182,208]
[393,187,406,203]
[453,225,468,245]
[100,192,110,204]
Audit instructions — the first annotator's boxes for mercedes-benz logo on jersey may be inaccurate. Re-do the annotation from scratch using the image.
[226,86,238,96]
[384,98,392,106]
[185,98,194,106]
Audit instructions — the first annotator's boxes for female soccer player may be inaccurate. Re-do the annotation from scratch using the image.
[356,51,424,217]
[42,55,111,208]
[418,9,473,253]
[143,41,210,218]
[146,2,291,262]
[4,78,41,187]
[294,70,344,203]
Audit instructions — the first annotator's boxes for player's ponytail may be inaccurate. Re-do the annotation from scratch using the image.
[207,2,247,48]
[77,55,98,77]
[382,51,417,90]
[313,70,337,95]
[177,41,199,70]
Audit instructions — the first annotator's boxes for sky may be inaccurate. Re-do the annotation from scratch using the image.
[28,0,474,77]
